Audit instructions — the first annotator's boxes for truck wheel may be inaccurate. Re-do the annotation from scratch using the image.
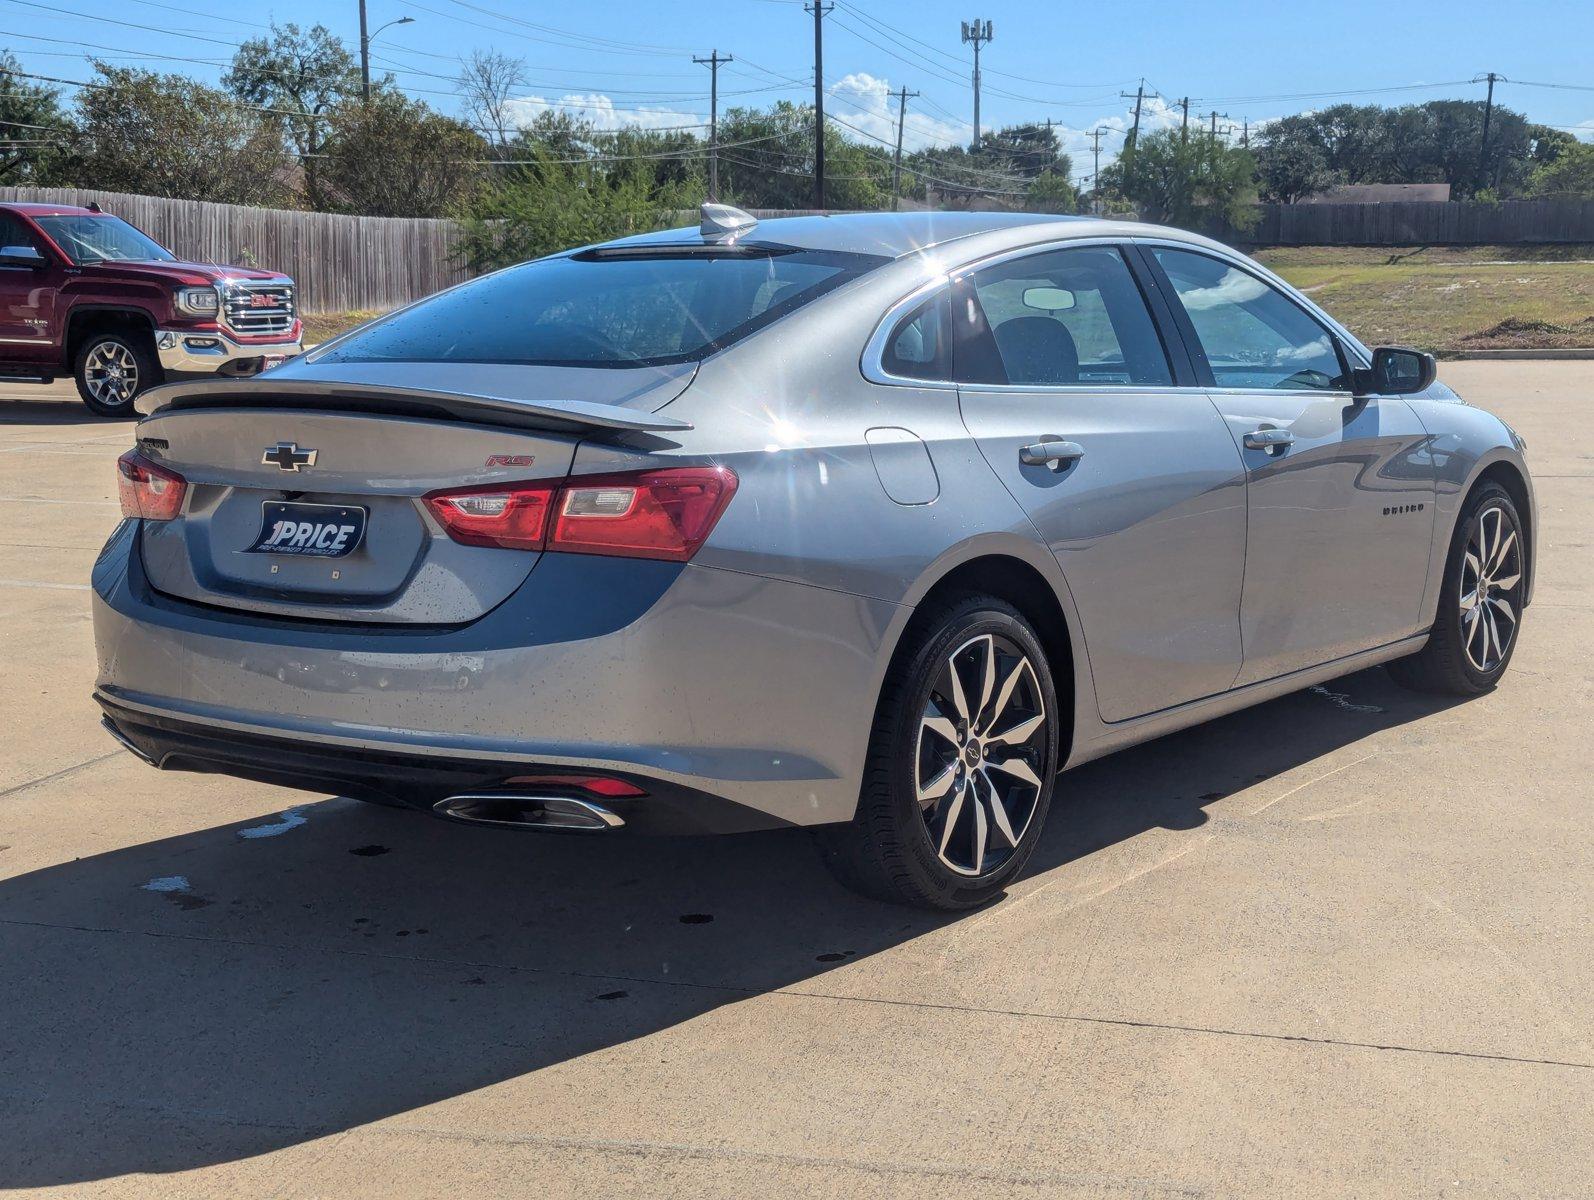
[74,331,163,418]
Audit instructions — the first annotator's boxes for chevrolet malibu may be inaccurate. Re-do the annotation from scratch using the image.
[93,207,1534,909]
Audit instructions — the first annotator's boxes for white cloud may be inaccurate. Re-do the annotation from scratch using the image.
[826,72,969,152]
[503,93,703,132]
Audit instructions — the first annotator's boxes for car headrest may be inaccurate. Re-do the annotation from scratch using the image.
[992,316,1079,385]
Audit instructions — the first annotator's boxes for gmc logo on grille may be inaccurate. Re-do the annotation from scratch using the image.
[248,293,282,308]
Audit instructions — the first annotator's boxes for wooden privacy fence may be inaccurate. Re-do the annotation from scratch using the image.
[0,187,471,312]
[1220,198,1594,246]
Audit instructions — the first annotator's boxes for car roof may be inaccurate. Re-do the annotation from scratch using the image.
[2,202,107,217]
[598,211,1103,259]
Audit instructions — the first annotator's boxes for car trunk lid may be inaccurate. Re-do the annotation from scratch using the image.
[131,368,695,624]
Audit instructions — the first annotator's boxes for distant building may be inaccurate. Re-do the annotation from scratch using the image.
[1303,183,1452,204]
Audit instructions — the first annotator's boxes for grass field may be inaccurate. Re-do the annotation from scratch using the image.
[300,243,1594,354]
[1255,244,1594,351]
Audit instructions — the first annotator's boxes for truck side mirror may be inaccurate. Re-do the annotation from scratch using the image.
[0,245,47,270]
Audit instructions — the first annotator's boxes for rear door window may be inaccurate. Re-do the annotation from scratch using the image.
[1151,247,1348,391]
[956,245,1173,387]
[319,246,885,369]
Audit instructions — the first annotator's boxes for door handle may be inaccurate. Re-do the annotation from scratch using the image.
[1243,427,1295,452]
[1018,438,1085,471]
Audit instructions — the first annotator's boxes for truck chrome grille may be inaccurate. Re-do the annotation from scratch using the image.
[222,281,296,338]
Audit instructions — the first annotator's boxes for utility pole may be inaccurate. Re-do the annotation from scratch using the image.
[960,18,994,151]
[1120,80,1145,193]
[359,0,370,102]
[358,2,413,103]
[1179,96,1190,143]
[892,84,920,211]
[694,49,733,202]
[1089,127,1105,214]
[1120,80,1145,155]
[1478,71,1501,192]
[806,2,832,209]
[1241,117,1249,148]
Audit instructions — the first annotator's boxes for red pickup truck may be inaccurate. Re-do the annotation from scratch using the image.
[0,202,303,417]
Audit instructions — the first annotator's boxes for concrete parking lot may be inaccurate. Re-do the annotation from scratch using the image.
[0,363,1589,1197]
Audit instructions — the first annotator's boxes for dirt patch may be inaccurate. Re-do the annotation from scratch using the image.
[1458,315,1594,349]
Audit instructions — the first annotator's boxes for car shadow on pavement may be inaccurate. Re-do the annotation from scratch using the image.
[0,665,1464,1186]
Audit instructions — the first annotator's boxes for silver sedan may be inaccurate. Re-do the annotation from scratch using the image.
[93,207,1535,909]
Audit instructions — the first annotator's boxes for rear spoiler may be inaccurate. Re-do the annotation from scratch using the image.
[135,378,694,434]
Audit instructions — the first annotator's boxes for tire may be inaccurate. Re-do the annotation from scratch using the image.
[817,594,1061,910]
[74,330,163,418]
[1387,480,1526,695]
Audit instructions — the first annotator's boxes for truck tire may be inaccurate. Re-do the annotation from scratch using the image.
[74,330,163,418]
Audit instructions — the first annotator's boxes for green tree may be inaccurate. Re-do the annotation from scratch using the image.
[1025,170,1077,213]
[459,150,690,271]
[66,62,291,205]
[1525,139,1594,197]
[0,51,68,183]
[1252,100,1539,199]
[1253,114,1335,202]
[1114,128,1258,231]
[715,102,883,210]
[978,122,1071,179]
[224,23,359,210]
[319,91,485,217]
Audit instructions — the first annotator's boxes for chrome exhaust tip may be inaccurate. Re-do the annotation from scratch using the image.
[432,793,625,832]
[101,716,158,766]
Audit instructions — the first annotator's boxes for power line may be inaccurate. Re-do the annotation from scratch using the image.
[0,0,245,49]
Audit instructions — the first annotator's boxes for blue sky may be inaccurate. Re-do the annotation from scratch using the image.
[5,0,1592,181]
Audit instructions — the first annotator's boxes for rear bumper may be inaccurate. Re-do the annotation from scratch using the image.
[91,521,904,831]
[95,698,781,834]
[155,328,302,376]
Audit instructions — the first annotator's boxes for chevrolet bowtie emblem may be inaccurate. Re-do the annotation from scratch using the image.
[262,442,317,472]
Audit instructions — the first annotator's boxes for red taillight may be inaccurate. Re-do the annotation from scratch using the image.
[423,480,556,550]
[425,467,737,563]
[551,468,738,561]
[116,450,187,521]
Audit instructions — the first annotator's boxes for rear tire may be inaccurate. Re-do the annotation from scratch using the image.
[818,594,1060,910]
[1387,481,1525,695]
[75,329,163,418]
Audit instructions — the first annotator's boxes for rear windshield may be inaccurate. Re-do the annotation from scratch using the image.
[318,246,886,369]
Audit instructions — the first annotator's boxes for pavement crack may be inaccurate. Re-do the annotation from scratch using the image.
[0,751,121,800]
[1249,751,1378,816]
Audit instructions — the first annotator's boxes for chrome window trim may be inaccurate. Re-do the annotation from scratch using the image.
[860,272,957,389]
[862,235,1172,392]
[861,232,1372,395]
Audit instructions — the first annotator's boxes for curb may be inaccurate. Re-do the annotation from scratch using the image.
[1439,348,1594,361]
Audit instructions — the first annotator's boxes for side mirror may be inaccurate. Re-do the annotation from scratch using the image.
[0,245,46,270]
[1356,346,1436,396]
